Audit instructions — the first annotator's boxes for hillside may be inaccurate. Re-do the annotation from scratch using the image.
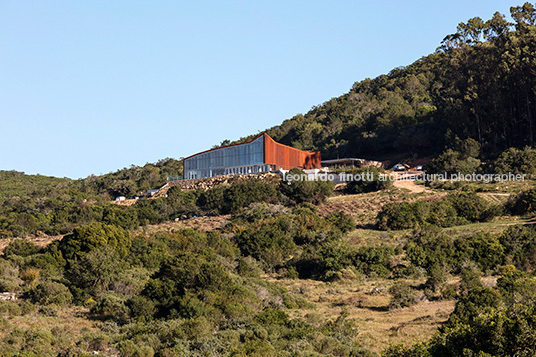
[225,5,536,163]
[3,4,536,357]
[0,158,182,238]
[2,168,536,355]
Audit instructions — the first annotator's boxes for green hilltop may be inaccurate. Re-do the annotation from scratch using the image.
[229,4,536,163]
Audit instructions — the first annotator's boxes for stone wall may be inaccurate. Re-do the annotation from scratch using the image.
[163,173,282,193]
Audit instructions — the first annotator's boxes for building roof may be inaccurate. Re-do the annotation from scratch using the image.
[321,158,367,165]
[183,133,317,161]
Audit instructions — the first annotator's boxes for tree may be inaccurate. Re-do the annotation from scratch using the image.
[66,246,128,297]
[59,222,131,260]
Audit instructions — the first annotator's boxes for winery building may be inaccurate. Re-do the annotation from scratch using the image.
[183,133,321,179]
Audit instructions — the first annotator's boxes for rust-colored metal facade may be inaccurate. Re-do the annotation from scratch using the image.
[263,134,321,170]
[183,133,321,179]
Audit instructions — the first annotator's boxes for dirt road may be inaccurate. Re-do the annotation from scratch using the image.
[393,171,428,193]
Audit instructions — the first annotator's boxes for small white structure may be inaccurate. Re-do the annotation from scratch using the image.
[115,196,126,201]
[146,189,159,197]
[0,292,18,301]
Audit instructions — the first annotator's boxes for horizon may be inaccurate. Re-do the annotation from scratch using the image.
[1,1,515,179]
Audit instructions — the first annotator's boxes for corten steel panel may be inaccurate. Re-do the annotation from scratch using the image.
[263,134,321,170]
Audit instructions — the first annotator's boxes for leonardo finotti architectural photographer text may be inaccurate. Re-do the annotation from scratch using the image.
[282,172,526,183]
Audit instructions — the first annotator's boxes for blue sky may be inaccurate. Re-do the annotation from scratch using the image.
[0,1,516,178]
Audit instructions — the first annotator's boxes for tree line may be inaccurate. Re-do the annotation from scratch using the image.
[228,3,536,164]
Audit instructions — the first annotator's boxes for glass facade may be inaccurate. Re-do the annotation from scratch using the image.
[184,135,266,179]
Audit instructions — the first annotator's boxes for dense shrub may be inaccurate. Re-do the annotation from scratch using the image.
[405,227,465,271]
[198,179,280,214]
[459,266,482,294]
[352,246,395,278]
[28,280,72,306]
[509,188,536,215]
[66,246,129,298]
[291,239,352,280]
[446,192,499,222]
[376,201,430,230]
[468,233,504,272]
[377,193,501,230]
[3,239,41,257]
[326,210,355,233]
[424,263,448,295]
[280,169,334,205]
[389,282,419,309]
[90,292,129,323]
[235,221,296,269]
[142,251,237,318]
[224,179,280,213]
[495,146,536,175]
[426,138,481,175]
[499,225,536,271]
[102,205,139,230]
[59,222,131,260]
[344,167,392,194]
[126,296,157,322]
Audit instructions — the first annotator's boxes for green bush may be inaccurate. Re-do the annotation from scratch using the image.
[28,280,72,306]
[292,239,352,280]
[142,252,234,317]
[388,282,419,309]
[459,266,482,294]
[198,179,280,214]
[345,167,392,194]
[352,246,395,277]
[102,205,139,230]
[255,308,289,326]
[495,146,536,175]
[3,239,41,257]
[377,193,501,230]
[446,286,500,327]
[424,264,448,296]
[405,227,464,271]
[326,210,355,233]
[59,222,131,260]
[235,218,296,269]
[376,201,430,230]
[126,296,157,322]
[280,168,334,205]
[468,233,504,272]
[499,225,536,271]
[509,188,536,215]
[90,292,129,323]
[446,192,498,222]
[426,138,481,175]
[66,246,129,298]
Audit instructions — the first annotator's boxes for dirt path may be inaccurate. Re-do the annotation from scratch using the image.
[0,234,63,254]
[393,171,428,193]
[393,179,427,193]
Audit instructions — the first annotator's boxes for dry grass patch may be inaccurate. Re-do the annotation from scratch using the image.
[136,215,230,236]
[274,277,455,354]
[320,190,444,225]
